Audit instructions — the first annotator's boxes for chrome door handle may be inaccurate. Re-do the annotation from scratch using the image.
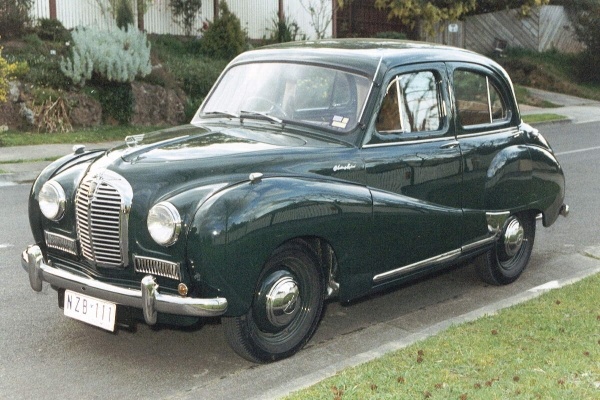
[440,141,459,149]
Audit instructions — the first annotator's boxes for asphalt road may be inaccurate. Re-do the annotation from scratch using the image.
[1,121,599,399]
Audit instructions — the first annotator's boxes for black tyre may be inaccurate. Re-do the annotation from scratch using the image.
[475,212,536,285]
[222,240,325,363]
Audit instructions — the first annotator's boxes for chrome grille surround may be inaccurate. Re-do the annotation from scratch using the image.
[75,169,133,267]
[134,256,181,281]
[45,230,78,256]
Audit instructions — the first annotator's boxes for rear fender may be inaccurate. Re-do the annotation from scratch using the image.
[527,145,566,226]
[484,144,565,226]
[484,145,533,211]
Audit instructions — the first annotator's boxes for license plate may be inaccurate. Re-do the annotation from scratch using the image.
[64,290,116,332]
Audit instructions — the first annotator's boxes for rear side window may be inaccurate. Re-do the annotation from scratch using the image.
[376,71,442,134]
[453,70,508,127]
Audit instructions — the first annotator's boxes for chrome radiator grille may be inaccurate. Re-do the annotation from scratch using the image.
[75,170,132,267]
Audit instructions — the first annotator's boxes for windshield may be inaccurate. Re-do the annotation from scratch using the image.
[199,62,372,139]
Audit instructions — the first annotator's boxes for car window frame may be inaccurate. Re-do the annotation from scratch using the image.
[363,62,453,147]
[448,62,516,136]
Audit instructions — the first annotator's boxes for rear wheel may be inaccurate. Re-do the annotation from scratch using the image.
[222,240,325,363]
[475,212,536,285]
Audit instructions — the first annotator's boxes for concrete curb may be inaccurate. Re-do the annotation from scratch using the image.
[167,249,600,400]
[255,250,600,400]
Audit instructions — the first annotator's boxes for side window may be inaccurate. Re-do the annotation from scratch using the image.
[454,70,508,127]
[376,71,442,134]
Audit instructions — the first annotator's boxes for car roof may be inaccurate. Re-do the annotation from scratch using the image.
[232,39,506,80]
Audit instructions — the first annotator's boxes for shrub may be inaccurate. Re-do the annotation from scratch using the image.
[201,1,247,60]
[574,51,600,84]
[115,0,135,30]
[374,31,407,40]
[60,26,152,86]
[268,13,302,43]
[95,81,134,125]
[0,0,33,39]
[2,33,69,89]
[165,56,227,112]
[36,18,71,42]
[0,48,12,102]
[0,45,28,102]
[169,0,203,36]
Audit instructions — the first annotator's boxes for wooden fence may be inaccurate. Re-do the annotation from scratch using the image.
[423,5,584,54]
[29,0,332,40]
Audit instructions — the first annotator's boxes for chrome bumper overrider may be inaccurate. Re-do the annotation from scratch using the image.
[21,245,228,325]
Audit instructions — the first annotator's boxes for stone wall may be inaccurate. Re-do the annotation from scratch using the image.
[0,81,188,131]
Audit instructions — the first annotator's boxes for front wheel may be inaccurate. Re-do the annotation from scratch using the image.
[475,212,536,285]
[222,240,325,363]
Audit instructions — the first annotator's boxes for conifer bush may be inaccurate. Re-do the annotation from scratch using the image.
[60,26,152,86]
[201,1,246,60]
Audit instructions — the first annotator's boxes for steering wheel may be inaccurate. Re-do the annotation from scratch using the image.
[245,96,288,118]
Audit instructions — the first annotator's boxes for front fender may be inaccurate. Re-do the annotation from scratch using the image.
[28,150,104,245]
[186,177,373,316]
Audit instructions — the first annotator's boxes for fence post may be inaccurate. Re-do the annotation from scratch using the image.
[49,0,57,19]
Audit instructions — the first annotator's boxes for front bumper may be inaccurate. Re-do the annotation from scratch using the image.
[21,245,228,325]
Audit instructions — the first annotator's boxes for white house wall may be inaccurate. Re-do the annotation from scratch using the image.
[29,0,332,39]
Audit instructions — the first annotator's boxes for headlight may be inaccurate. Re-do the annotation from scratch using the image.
[39,181,66,221]
[147,202,181,246]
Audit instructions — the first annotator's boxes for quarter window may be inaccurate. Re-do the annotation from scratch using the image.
[453,70,508,127]
[376,71,443,134]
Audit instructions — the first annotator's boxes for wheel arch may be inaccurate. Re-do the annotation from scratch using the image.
[484,144,565,227]
[186,176,373,316]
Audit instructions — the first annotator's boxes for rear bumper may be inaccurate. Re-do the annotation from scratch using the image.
[21,245,228,325]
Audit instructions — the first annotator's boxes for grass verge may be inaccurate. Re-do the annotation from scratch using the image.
[522,113,569,125]
[0,125,161,147]
[0,156,60,164]
[514,85,560,108]
[501,50,600,102]
[285,273,600,400]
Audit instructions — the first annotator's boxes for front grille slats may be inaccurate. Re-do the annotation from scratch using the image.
[134,256,181,281]
[75,170,132,267]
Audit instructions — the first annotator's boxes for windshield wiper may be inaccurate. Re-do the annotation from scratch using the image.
[240,110,283,125]
[203,111,239,118]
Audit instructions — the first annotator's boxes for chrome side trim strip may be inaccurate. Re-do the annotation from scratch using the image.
[461,235,496,253]
[363,135,452,149]
[373,249,462,284]
[456,127,519,139]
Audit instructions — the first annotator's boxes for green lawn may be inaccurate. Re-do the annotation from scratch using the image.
[522,113,569,125]
[285,273,600,399]
[0,125,160,147]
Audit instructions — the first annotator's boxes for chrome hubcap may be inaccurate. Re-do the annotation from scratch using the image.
[503,217,524,258]
[265,276,300,328]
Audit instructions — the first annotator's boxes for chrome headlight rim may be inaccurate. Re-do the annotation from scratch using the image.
[147,201,182,247]
[39,180,66,221]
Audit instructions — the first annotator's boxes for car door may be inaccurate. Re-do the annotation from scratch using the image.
[447,62,531,248]
[361,63,464,286]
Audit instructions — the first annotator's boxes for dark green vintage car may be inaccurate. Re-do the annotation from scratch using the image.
[22,39,568,362]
